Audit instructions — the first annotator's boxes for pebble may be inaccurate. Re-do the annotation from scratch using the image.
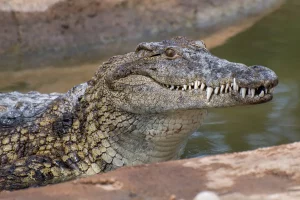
[193,191,220,200]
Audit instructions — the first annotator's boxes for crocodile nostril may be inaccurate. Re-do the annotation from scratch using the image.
[251,65,269,71]
[251,65,261,69]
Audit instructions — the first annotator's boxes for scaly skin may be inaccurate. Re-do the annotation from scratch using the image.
[0,37,278,190]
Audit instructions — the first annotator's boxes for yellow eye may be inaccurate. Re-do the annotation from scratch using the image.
[165,48,177,58]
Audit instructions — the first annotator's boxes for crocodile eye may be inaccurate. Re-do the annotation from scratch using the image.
[165,48,177,58]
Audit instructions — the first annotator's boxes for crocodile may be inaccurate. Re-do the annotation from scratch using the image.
[0,36,278,190]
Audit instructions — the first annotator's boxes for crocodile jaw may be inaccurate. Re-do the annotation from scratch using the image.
[105,37,278,113]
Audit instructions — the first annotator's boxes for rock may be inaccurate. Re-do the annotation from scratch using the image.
[0,0,285,70]
[1,142,300,200]
[194,191,221,200]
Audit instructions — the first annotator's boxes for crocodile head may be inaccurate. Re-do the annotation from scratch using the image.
[87,36,278,164]
[100,36,278,113]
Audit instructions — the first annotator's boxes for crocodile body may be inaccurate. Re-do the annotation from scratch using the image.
[0,37,278,190]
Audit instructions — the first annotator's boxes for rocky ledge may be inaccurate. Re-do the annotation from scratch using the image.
[1,142,300,200]
[0,0,284,70]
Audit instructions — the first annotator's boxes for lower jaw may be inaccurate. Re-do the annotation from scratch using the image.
[202,92,274,108]
[232,93,273,105]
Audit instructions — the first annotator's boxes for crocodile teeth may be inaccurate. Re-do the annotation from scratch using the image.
[240,88,246,98]
[214,87,220,95]
[225,83,230,93]
[251,89,255,98]
[206,87,213,101]
[220,85,225,93]
[233,78,239,91]
[163,80,274,100]
[200,83,206,91]
[197,81,201,87]
[259,90,265,97]
[194,81,199,89]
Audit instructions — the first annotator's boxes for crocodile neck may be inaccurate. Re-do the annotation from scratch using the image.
[78,82,207,169]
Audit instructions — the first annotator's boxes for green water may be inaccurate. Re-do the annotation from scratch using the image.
[182,0,300,158]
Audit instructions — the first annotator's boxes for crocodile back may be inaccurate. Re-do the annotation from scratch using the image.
[0,83,88,129]
[0,91,62,128]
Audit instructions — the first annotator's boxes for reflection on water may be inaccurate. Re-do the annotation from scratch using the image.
[182,0,300,158]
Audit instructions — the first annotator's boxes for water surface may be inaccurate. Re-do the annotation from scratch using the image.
[182,0,300,158]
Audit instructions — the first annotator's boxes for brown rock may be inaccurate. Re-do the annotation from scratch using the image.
[1,142,300,200]
[0,0,285,70]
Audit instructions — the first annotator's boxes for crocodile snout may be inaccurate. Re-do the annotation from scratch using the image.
[250,65,279,87]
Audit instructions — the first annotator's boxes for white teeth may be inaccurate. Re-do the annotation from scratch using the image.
[220,85,225,93]
[197,80,201,87]
[251,89,255,98]
[241,88,246,98]
[259,90,265,97]
[200,83,206,91]
[165,80,274,101]
[214,87,220,95]
[233,78,239,91]
[194,81,199,89]
[225,83,230,93]
[206,87,213,101]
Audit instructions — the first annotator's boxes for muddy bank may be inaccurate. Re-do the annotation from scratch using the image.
[1,142,300,200]
[0,0,284,71]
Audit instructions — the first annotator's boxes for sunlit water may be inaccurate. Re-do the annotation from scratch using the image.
[182,0,300,158]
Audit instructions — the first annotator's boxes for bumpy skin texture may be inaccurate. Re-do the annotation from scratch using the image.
[0,37,278,190]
